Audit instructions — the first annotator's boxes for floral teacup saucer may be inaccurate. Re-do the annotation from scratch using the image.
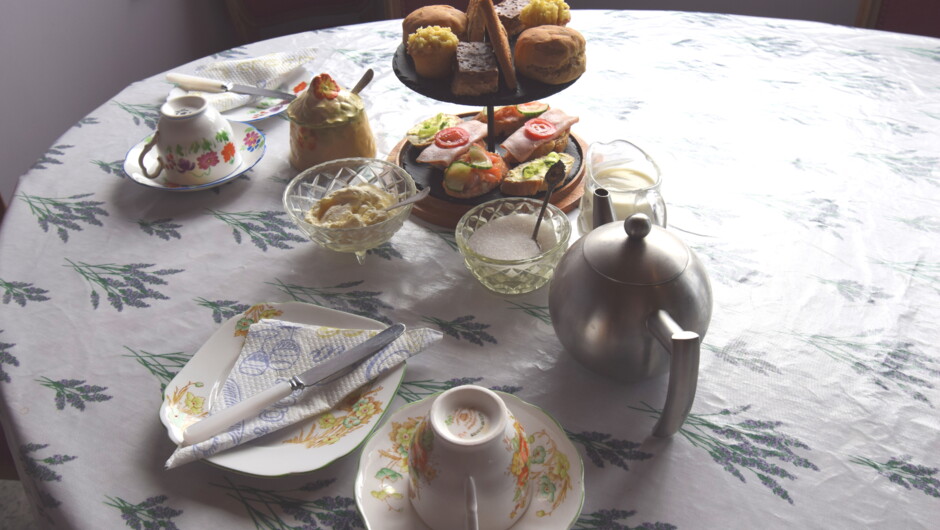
[123,121,265,192]
[355,392,585,529]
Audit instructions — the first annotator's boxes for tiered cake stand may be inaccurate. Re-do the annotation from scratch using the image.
[390,43,585,228]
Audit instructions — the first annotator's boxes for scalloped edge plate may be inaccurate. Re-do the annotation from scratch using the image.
[159,302,406,477]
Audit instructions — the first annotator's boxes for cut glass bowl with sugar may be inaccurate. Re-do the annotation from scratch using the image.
[283,157,417,264]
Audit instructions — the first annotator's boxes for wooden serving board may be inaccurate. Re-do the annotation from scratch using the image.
[387,132,587,229]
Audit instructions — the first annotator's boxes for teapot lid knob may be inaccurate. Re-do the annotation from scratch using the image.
[625,214,652,239]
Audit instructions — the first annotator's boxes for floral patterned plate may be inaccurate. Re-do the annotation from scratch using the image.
[354,392,585,529]
[123,121,266,192]
[159,302,406,476]
[167,68,308,122]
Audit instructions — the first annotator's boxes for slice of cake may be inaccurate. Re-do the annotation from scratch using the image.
[451,42,499,96]
[495,0,529,38]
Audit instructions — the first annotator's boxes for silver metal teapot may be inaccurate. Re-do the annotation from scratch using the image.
[548,189,712,437]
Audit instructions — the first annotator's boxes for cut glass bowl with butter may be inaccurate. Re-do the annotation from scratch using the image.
[284,157,417,264]
[456,197,571,294]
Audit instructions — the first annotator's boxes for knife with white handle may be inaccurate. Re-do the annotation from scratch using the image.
[166,72,297,101]
[181,323,406,446]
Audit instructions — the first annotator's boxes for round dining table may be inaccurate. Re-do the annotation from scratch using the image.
[1,9,938,529]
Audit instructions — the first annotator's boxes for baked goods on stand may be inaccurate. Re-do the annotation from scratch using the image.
[391,0,587,228]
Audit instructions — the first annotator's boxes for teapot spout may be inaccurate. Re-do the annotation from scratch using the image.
[591,188,616,229]
[648,310,700,437]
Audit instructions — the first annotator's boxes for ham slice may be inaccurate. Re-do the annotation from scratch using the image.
[417,120,488,168]
[500,108,579,163]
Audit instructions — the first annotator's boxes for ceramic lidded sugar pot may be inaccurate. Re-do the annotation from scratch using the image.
[548,190,712,437]
[287,72,376,171]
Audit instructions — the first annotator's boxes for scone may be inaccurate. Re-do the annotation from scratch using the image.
[408,26,459,79]
[402,5,467,43]
[514,25,585,84]
[452,42,499,96]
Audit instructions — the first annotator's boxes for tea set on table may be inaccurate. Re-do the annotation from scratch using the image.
[136,57,713,529]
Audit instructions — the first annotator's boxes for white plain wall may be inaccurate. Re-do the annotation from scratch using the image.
[0,0,237,204]
[0,1,860,205]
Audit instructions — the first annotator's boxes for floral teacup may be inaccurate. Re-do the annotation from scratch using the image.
[408,385,531,530]
[139,95,243,186]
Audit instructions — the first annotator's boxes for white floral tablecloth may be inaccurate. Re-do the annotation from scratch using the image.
[1,10,938,529]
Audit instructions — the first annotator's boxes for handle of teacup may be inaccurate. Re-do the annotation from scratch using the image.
[637,188,668,228]
[138,131,164,179]
[648,310,699,437]
[465,476,479,530]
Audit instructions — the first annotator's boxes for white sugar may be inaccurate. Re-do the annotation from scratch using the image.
[468,213,556,260]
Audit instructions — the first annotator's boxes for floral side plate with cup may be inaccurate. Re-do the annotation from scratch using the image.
[354,387,585,529]
[159,302,406,477]
[124,95,266,192]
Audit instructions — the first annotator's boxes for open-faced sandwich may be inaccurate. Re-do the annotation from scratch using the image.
[473,102,549,139]
[416,120,489,168]
[442,144,509,198]
[407,113,462,147]
[500,107,579,165]
[501,151,574,196]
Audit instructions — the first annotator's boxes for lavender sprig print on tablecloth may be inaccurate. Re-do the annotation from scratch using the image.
[20,443,76,523]
[114,101,160,129]
[75,116,99,128]
[858,151,938,184]
[212,477,365,529]
[104,495,183,530]
[573,508,676,530]
[366,242,403,260]
[209,209,308,251]
[893,215,940,233]
[877,258,940,293]
[37,377,112,411]
[195,297,250,323]
[434,229,459,251]
[66,259,183,311]
[0,278,50,306]
[396,377,484,402]
[421,315,497,346]
[137,218,182,240]
[811,276,892,304]
[31,144,74,170]
[506,301,552,324]
[788,331,938,406]
[268,278,394,324]
[704,337,782,375]
[850,455,940,498]
[123,347,191,395]
[19,193,108,242]
[0,331,17,383]
[631,403,818,504]
[91,159,126,177]
[566,430,653,471]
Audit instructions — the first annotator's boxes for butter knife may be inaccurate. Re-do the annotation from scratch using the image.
[166,72,297,101]
[181,323,406,446]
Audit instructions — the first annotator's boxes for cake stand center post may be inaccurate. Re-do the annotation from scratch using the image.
[486,104,495,152]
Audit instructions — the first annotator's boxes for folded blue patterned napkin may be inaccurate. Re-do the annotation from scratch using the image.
[180,47,319,112]
[165,320,441,469]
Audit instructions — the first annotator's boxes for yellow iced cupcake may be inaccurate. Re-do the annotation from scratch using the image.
[520,0,571,28]
[407,26,459,79]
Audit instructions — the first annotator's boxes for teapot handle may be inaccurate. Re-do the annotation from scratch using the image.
[648,310,700,437]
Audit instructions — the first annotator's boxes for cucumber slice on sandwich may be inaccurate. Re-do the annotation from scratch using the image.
[444,161,473,192]
[466,145,493,170]
[516,102,549,117]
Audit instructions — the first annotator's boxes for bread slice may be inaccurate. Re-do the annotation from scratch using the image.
[502,130,570,165]
[452,42,499,96]
[466,0,485,41]
[479,0,517,90]
[501,152,575,196]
